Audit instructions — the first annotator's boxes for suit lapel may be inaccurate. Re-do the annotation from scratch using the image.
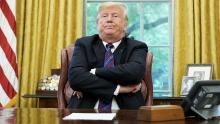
[114,38,127,65]
[93,38,106,67]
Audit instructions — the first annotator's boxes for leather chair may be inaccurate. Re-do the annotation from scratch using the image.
[57,44,153,108]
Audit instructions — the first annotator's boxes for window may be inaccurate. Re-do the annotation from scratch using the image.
[85,0,173,97]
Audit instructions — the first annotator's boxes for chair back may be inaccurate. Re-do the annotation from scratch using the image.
[142,52,153,106]
[57,44,75,108]
[57,44,154,108]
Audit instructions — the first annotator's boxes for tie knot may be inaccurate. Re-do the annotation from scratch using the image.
[106,43,114,49]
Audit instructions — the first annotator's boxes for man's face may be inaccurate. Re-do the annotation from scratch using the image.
[97,6,127,41]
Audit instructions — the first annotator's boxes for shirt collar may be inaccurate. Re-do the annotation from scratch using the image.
[102,40,121,51]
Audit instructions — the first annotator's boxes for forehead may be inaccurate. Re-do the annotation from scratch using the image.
[99,6,124,15]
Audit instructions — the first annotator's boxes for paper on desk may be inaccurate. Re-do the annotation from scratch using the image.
[63,113,116,120]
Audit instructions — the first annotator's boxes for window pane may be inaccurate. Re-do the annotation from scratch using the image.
[143,2,170,46]
[126,3,141,40]
[86,3,98,35]
[150,47,172,97]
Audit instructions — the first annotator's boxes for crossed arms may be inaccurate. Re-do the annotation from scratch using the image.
[68,40,148,101]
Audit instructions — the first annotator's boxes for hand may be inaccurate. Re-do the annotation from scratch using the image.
[119,83,142,94]
[73,91,83,99]
[131,83,142,93]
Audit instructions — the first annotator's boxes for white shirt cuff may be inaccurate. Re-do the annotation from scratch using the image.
[114,85,120,96]
[90,68,96,74]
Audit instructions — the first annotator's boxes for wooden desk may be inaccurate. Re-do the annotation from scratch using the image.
[23,91,57,108]
[154,97,183,105]
[0,108,219,124]
[23,91,184,108]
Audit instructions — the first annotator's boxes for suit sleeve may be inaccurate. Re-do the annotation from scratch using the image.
[68,40,116,102]
[95,43,148,85]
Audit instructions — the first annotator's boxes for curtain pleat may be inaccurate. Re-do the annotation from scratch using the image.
[174,0,220,96]
[16,0,83,107]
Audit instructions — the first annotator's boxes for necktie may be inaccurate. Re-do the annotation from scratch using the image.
[98,43,114,111]
[104,43,114,68]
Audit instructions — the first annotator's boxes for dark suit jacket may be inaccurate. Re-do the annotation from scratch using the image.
[68,34,148,109]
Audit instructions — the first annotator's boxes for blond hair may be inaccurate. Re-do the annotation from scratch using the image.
[97,2,128,22]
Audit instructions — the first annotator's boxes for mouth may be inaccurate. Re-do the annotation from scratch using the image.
[104,23,114,28]
[106,27,113,29]
[105,25,114,29]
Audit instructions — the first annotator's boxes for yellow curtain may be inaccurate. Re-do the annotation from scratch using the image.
[174,0,220,96]
[16,108,58,124]
[16,0,83,107]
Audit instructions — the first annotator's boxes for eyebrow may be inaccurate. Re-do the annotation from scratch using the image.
[101,12,119,15]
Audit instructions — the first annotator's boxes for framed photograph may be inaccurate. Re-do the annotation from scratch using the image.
[180,76,198,96]
[186,64,213,80]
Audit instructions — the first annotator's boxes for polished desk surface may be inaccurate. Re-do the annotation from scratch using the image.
[0,108,219,124]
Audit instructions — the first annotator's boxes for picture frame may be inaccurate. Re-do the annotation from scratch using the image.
[180,76,198,96]
[186,64,213,81]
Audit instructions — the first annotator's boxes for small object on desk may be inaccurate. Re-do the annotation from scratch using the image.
[38,74,60,91]
[138,105,185,121]
[63,113,116,120]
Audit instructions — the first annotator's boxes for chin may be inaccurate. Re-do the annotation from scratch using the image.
[102,32,113,35]
[104,30,114,34]
[104,33,115,37]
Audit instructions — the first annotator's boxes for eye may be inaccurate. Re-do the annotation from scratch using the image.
[101,14,108,18]
[112,14,119,18]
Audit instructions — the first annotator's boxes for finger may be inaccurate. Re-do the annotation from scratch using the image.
[139,83,142,88]
[76,93,81,99]
[131,87,138,93]
[77,92,83,99]
[132,84,141,93]
[73,91,76,96]
[79,92,83,97]
[131,89,136,93]
[132,88,139,93]
[78,93,82,98]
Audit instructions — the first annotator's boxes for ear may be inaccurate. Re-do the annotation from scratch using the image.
[123,21,128,32]
[96,18,99,24]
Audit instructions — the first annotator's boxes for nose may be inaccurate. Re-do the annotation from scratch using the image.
[106,16,113,24]
[107,15,113,21]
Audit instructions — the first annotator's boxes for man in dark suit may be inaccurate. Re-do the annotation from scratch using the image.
[68,2,148,110]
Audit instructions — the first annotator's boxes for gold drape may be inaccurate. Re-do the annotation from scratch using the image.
[16,0,83,107]
[174,0,220,96]
[16,109,58,124]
